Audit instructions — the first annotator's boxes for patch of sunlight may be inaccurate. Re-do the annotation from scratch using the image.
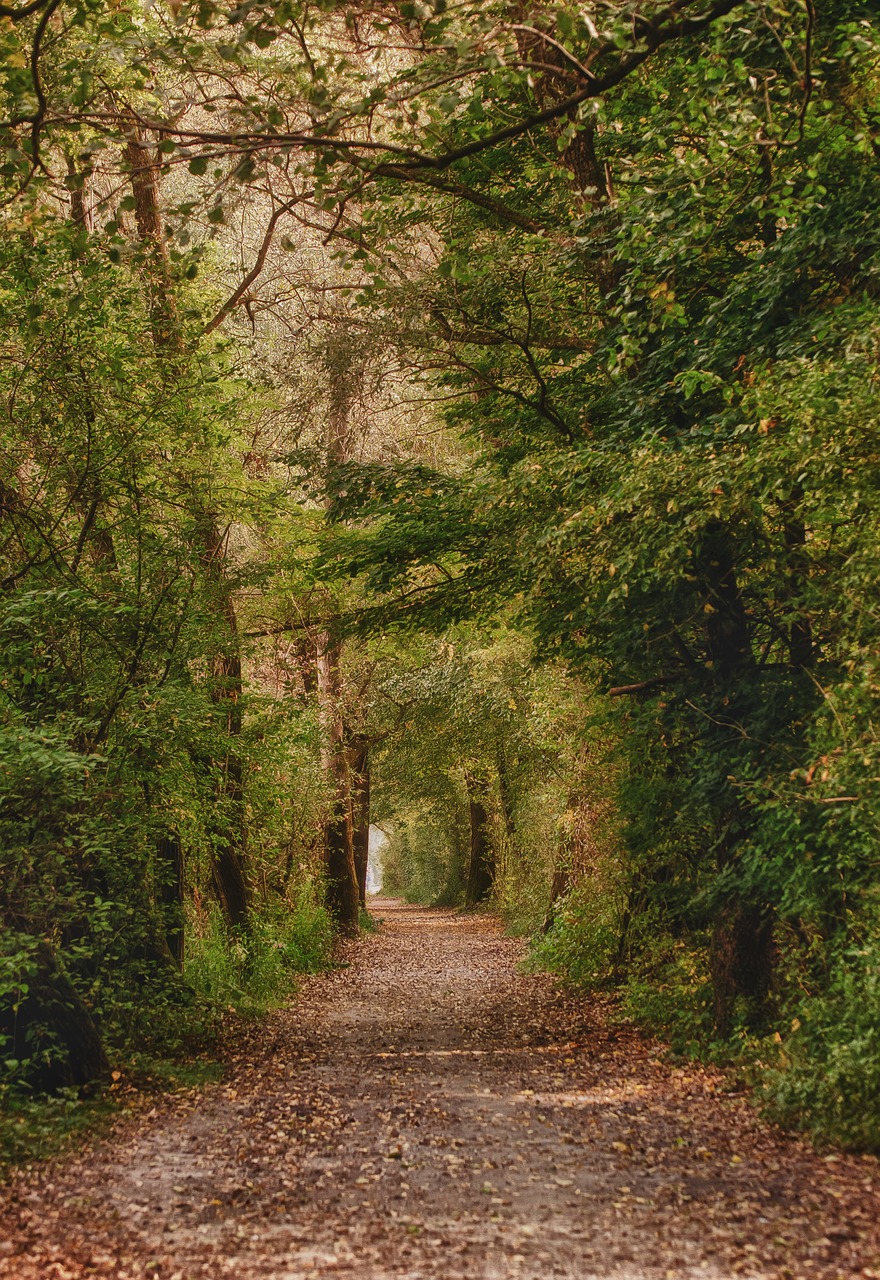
[366,824,387,895]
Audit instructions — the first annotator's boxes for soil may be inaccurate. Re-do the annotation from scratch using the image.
[1,899,878,1279]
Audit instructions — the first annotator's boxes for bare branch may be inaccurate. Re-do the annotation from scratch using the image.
[203,197,299,336]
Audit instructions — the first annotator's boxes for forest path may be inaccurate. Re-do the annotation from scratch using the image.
[2,900,879,1280]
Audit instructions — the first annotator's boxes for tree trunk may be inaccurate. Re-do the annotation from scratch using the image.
[465,774,493,906]
[542,790,577,934]
[513,24,617,293]
[123,131,249,931]
[201,518,250,931]
[66,153,94,232]
[122,122,178,348]
[697,519,753,676]
[156,833,185,965]
[710,903,776,1038]
[294,631,319,696]
[496,743,517,843]
[541,864,571,935]
[349,734,370,908]
[212,824,249,930]
[695,519,774,1035]
[317,633,360,932]
[314,328,366,932]
[781,483,813,669]
[0,942,108,1092]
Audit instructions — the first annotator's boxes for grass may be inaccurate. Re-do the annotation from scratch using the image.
[0,1055,226,1176]
[0,1086,115,1172]
[184,891,334,1013]
[359,906,381,933]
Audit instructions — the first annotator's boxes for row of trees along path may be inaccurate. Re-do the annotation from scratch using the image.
[1,900,878,1280]
[2,0,880,1274]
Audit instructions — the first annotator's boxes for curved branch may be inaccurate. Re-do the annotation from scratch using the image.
[0,0,52,20]
[84,0,745,187]
[28,0,61,168]
[202,198,297,336]
[366,0,745,176]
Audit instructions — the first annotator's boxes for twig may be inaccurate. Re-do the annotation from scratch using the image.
[27,0,62,172]
[510,23,597,83]
[0,0,52,20]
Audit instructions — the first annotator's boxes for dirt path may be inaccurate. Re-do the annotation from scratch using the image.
[1,901,878,1279]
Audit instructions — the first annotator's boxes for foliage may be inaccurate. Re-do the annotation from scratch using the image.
[185,889,333,1015]
[316,0,880,1147]
[763,938,880,1152]
[2,0,880,1156]
[532,875,627,992]
[0,214,332,1107]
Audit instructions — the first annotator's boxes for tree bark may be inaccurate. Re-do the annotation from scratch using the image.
[349,734,370,908]
[541,864,571,935]
[781,483,813,669]
[314,327,365,931]
[695,520,775,1035]
[202,519,250,930]
[123,126,250,932]
[122,122,178,348]
[542,790,577,934]
[0,942,108,1092]
[710,903,776,1038]
[496,743,517,843]
[697,519,753,676]
[66,153,94,232]
[514,23,618,292]
[317,633,360,932]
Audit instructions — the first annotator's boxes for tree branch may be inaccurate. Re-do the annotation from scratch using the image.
[369,168,555,235]
[105,0,745,187]
[608,675,677,697]
[0,0,53,20]
[202,198,298,336]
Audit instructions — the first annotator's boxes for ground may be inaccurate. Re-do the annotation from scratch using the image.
[1,900,878,1279]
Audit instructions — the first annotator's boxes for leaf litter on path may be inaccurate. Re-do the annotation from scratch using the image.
[1,899,878,1279]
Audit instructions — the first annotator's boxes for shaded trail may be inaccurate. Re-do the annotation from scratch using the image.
[2,901,878,1279]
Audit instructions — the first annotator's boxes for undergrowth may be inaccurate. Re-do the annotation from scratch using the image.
[0,1086,114,1172]
[759,943,880,1152]
[532,890,880,1154]
[185,890,333,1013]
[1,889,334,1174]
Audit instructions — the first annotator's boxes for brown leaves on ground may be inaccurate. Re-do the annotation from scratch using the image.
[1,901,878,1279]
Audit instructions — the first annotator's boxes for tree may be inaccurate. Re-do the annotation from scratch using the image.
[317,0,880,1046]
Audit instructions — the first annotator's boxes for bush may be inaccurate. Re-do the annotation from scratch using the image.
[185,885,332,1014]
[530,883,622,987]
[763,944,880,1152]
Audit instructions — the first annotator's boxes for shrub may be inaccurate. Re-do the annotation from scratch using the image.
[763,943,880,1152]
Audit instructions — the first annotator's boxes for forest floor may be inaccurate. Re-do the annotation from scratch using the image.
[1,900,878,1280]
